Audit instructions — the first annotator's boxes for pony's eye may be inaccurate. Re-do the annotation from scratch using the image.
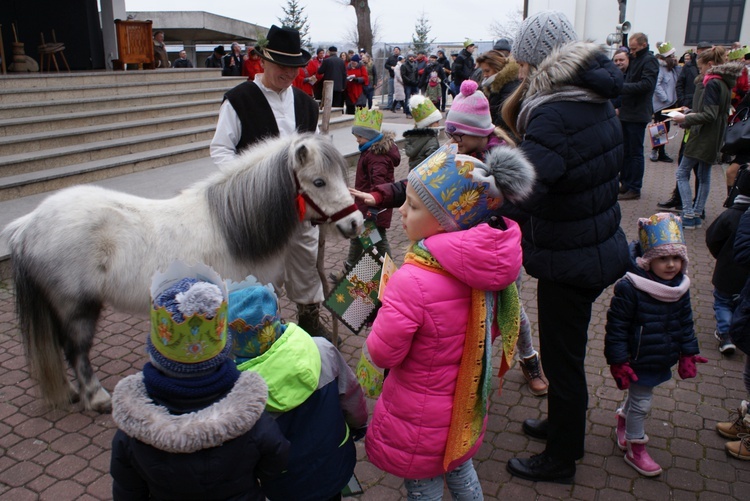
[313,179,326,188]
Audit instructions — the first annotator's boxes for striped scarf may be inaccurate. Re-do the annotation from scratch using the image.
[404,241,520,471]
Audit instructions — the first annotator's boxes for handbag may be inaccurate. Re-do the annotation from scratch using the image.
[722,107,750,155]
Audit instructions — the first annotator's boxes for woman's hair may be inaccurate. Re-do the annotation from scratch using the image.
[475,50,509,75]
[500,77,530,139]
[697,45,728,66]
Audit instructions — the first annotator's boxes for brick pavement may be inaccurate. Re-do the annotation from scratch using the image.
[1,125,749,500]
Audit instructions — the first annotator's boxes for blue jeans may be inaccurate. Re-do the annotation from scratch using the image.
[676,155,712,218]
[620,121,648,193]
[714,289,740,335]
[622,382,653,440]
[387,77,395,108]
[404,459,482,500]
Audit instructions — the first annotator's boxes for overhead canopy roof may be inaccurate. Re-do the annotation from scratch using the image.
[126,11,268,44]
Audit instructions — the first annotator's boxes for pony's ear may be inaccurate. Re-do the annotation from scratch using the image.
[294,144,308,166]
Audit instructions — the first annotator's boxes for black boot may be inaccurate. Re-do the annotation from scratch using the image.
[657,188,682,211]
[297,303,333,341]
[506,452,576,483]
[658,152,674,163]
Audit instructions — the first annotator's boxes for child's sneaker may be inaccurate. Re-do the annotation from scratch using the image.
[519,353,548,396]
[682,216,702,230]
[717,400,750,439]
[715,330,736,355]
[726,434,750,460]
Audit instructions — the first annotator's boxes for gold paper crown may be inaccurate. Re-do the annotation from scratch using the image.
[353,107,383,132]
[729,46,750,61]
[657,42,674,56]
[411,96,440,126]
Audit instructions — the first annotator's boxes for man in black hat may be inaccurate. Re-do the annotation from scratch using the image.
[210,25,332,341]
[206,45,225,68]
[316,46,348,108]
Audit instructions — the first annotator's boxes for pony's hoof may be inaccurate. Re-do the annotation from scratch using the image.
[86,389,112,413]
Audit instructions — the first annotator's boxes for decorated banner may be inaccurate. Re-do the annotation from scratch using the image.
[357,219,382,249]
[356,344,384,398]
[324,248,383,334]
[377,253,398,301]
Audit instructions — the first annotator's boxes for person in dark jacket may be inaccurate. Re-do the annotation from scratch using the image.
[723,207,750,460]
[384,46,401,110]
[317,46,348,108]
[222,42,243,77]
[451,39,476,93]
[436,49,452,111]
[400,52,419,118]
[476,49,521,136]
[501,11,630,483]
[604,213,704,477]
[110,265,290,501]
[172,50,193,68]
[706,170,750,355]
[206,45,225,68]
[230,283,368,501]
[618,32,659,200]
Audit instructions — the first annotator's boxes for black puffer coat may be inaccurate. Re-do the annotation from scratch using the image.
[729,209,750,354]
[605,243,699,384]
[619,45,659,122]
[509,42,629,289]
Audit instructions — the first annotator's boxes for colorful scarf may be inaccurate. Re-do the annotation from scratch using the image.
[404,241,520,471]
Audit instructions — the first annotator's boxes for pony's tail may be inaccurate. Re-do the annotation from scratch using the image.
[12,256,71,408]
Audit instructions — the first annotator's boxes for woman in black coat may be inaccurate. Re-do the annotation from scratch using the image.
[501,11,629,483]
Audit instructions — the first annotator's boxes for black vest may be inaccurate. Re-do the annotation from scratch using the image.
[224,82,319,153]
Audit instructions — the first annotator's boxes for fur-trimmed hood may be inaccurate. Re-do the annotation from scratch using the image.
[705,61,745,89]
[487,60,520,94]
[112,370,268,453]
[526,41,622,100]
[368,130,397,155]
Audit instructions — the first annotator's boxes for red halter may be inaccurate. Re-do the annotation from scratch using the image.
[294,173,359,226]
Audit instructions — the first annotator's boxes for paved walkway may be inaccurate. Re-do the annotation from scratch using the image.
[0,123,747,500]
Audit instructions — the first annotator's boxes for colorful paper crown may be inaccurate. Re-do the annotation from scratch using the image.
[148,261,230,376]
[729,46,750,61]
[353,107,383,132]
[658,42,675,57]
[409,94,443,128]
[463,38,474,48]
[407,143,503,232]
[638,213,685,253]
[226,276,286,365]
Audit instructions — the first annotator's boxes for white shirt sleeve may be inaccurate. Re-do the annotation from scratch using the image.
[210,100,242,167]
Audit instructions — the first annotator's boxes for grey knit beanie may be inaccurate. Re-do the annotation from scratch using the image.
[512,10,578,68]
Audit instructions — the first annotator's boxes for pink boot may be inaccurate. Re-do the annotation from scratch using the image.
[625,436,662,476]
[615,409,627,451]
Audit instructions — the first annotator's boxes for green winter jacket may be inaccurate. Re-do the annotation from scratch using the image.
[683,62,744,164]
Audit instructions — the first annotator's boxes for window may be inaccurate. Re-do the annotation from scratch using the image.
[685,0,745,45]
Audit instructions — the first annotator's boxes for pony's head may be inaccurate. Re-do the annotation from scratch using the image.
[289,135,363,238]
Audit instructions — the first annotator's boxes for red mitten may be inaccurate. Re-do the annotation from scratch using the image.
[610,363,639,390]
[678,354,708,379]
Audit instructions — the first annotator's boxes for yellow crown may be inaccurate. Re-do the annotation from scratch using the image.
[353,107,383,131]
[729,46,750,61]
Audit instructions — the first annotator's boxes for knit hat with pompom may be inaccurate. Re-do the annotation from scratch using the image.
[445,80,495,137]
[512,10,578,68]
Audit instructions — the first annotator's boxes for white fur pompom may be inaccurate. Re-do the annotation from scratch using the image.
[484,147,536,202]
[176,282,223,319]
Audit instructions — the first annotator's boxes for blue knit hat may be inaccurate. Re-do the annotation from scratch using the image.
[228,284,287,364]
[148,262,230,378]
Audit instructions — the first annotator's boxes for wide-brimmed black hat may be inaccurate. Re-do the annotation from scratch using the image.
[259,25,311,67]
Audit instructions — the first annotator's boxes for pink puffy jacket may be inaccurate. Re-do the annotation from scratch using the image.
[365,220,522,479]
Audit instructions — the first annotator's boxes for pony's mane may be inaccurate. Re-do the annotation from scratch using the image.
[204,136,299,262]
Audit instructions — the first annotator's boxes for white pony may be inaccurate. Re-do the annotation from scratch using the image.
[3,133,363,412]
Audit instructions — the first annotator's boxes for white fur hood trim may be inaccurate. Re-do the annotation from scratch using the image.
[112,370,268,453]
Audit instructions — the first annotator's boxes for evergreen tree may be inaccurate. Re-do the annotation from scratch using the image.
[278,0,312,51]
[412,12,435,53]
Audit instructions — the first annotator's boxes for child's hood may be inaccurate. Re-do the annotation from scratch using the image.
[368,130,399,158]
[423,220,522,290]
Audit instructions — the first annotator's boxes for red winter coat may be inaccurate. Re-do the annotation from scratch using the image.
[242,56,263,81]
[354,132,399,228]
[345,64,368,106]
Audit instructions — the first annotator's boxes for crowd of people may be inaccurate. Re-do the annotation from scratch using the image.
[110,13,750,500]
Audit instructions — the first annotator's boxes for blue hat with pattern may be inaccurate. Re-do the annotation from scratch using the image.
[636,213,689,271]
[407,143,535,232]
[228,284,287,364]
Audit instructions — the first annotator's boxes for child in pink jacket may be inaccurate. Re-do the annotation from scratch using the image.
[365,142,535,498]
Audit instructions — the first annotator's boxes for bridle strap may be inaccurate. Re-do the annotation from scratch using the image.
[294,173,359,226]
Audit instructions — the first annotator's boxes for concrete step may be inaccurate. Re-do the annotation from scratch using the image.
[0,68,229,89]
[0,99,221,136]
[0,87,231,117]
[0,111,219,156]
[0,140,212,202]
[0,77,243,104]
[0,125,216,176]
